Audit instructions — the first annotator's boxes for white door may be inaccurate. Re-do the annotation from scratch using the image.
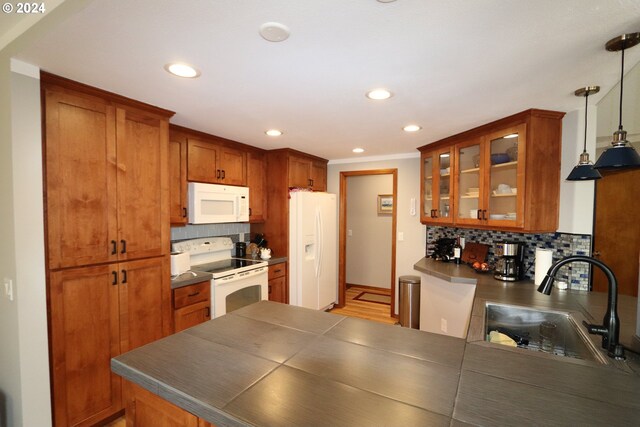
[290,192,319,309]
[317,193,337,309]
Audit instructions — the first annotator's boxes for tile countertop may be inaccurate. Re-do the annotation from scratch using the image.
[114,259,640,427]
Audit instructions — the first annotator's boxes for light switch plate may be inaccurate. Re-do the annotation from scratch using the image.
[4,278,14,301]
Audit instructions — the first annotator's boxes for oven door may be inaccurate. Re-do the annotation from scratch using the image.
[212,267,268,318]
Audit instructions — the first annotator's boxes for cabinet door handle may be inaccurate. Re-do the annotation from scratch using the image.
[216,169,220,179]
[221,170,225,179]
[310,179,314,187]
[205,307,210,318]
[120,239,127,254]
[112,271,118,285]
[249,207,252,216]
[274,269,282,273]
[482,210,487,220]
[121,269,127,284]
[182,207,187,218]
[188,291,200,297]
[111,240,117,255]
[268,284,272,295]
[476,210,481,220]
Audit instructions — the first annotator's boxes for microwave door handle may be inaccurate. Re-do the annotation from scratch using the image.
[235,195,240,220]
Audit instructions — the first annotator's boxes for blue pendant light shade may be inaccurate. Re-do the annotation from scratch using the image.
[566,86,601,181]
[593,33,640,170]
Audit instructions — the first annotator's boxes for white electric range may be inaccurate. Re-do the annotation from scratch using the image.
[172,237,268,318]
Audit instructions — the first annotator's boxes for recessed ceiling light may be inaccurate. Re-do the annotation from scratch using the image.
[164,63,200,78]
[259,22,291,42]
[366,88,392,100]
[403,124,422,132]
[265,129,283,136]
[353,148,365,153]
[504,133,518,139]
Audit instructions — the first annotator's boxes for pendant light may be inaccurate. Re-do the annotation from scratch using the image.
[593,32,640,170]
[567,86,602,180]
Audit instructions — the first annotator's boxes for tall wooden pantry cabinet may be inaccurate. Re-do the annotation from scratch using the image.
[42,73,174,427]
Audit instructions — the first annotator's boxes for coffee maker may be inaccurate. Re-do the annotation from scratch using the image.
[494,241,525,281]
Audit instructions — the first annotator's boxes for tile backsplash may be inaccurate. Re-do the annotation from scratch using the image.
[171,223,250,245]
[426,226,592,291]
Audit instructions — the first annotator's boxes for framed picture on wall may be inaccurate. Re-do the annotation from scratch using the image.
[377,194,393,214]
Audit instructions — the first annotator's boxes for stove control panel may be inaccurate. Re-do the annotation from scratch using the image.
[172,237,234,256]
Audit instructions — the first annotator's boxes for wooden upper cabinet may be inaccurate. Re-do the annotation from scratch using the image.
[44,89,118,269]
[311,161,327,191]
[419,109,564,232]
[116,108,169,261]
[420,146,454,225]
[187,138,218,183]
[218,145,247,185]
[169,137,188,225]
[44,81,171,268]
[288,156,311,188]
[49,264,122,427]
[187,138,247,185]
[247,151,267,222]
[288,155,328,190]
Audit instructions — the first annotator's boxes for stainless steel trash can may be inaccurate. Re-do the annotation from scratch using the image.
[399,275,421,329]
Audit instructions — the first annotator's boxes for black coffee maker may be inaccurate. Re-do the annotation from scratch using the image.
[494,241,525,281]
[431,238,456,262]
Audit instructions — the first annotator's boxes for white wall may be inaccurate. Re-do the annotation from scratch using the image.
[557,107,597,234]
[0,63,52,427]
[346,174,393,288]
[328,155,425,314]
[596,61,640,150]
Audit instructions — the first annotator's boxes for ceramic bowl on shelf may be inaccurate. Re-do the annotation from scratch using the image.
[490,153,510,165]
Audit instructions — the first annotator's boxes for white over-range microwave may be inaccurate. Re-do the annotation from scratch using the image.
[188,182,249,224]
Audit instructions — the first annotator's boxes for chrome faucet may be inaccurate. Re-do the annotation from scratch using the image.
[537,255,625,360]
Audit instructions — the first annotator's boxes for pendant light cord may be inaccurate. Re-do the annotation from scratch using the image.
[583,92,589,153]
[618,42,625,131]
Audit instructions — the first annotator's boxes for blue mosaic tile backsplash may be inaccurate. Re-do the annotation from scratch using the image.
[426,226,592,291]
[171,223,250,245]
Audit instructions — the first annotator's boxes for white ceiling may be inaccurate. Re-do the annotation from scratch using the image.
[13,0,640,160]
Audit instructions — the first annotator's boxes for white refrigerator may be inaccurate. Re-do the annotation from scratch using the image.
[289,191,338,310]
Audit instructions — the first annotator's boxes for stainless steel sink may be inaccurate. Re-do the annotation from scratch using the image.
[485,302,608,364]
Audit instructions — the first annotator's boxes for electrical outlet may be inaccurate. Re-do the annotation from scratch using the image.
[397,232,404,241]
[4,278,14,301]
[348,229,353,236]
[440,318,447,333]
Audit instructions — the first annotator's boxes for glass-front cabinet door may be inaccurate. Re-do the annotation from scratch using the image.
[484,124,525,227]
[421,147,454,224]
[454,138,484,225]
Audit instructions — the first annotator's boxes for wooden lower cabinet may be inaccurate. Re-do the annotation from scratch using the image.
[49,257,171,427]
[126,383,216,427]
[173,281,211,332]
[268,262,287,304]
[50,265,122,427]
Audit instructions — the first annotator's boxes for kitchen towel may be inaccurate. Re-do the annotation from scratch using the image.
[534,248,554,285]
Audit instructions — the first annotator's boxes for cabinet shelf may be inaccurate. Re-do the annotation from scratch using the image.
[460,167,480,174]
[491,193,516,198]
[460,195,479,199]
[491,160,518,169]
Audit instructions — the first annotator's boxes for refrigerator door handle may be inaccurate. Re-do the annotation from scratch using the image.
[315,208,321,279]
[317,207,323,279]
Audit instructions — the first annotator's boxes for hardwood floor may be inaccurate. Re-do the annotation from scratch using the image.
[329,285,398,325]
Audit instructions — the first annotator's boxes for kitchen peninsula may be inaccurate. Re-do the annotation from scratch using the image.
[112,262,640,427]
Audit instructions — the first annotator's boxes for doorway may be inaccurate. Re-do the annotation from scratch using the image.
[593,168,640,296]
[337,169,398,317]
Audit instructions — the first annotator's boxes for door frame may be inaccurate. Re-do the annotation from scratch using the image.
[338,169,398,317]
